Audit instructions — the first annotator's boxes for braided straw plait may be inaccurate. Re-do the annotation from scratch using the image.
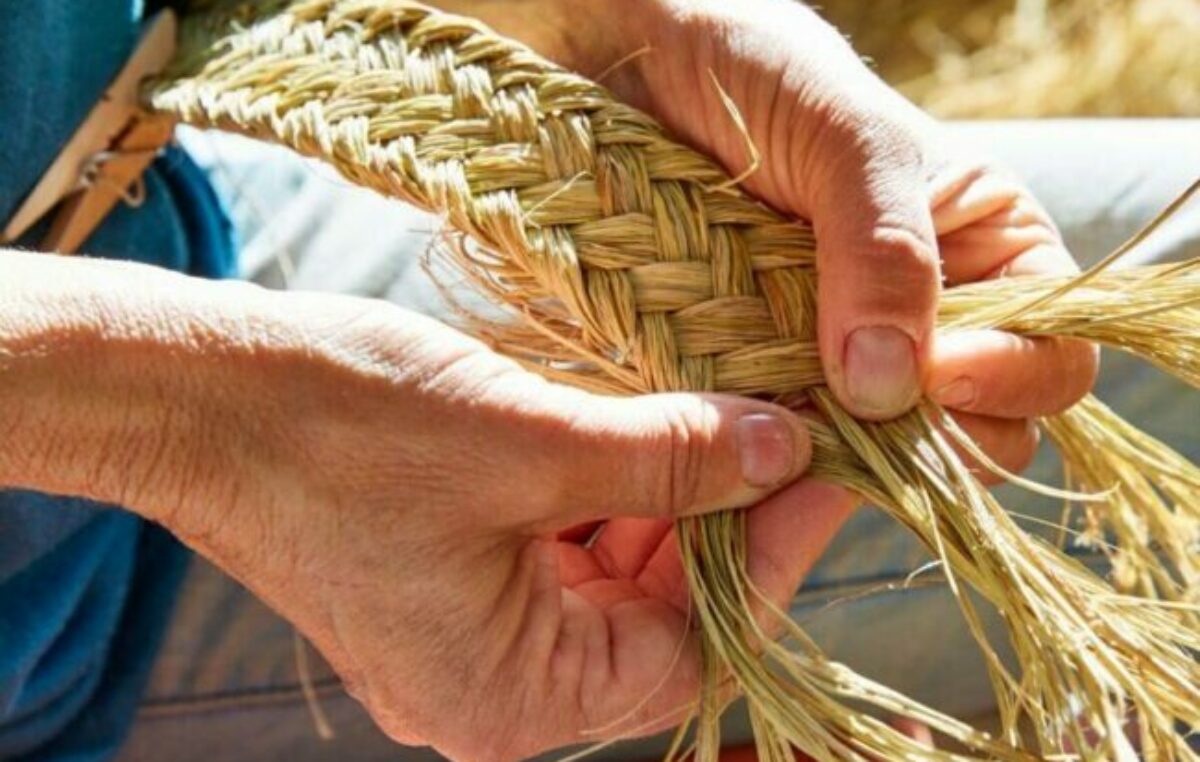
[159,0,826,400]
[149,2,1200,759]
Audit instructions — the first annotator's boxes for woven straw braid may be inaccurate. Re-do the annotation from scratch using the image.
[156,0,824,399]
[149,2,1200,759]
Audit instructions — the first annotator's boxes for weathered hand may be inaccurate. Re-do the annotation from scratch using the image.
[454,0,1099,478]
[195,295,836,760]
[0,251,844,760]
[607,0,1099,477]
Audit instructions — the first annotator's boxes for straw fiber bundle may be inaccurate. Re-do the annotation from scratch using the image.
[149,1,1199,758]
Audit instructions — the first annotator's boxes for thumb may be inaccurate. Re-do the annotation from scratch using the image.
[810,121,940,420]
[535,390,811,526]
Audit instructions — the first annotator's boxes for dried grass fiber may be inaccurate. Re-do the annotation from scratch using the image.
[150,1,1199,758]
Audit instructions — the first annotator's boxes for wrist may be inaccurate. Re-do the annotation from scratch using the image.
[0,251,271,528]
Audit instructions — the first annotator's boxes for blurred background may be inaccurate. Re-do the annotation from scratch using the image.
[815,0,1199,117]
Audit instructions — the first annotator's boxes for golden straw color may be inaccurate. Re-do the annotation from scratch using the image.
[149,1,1200,759]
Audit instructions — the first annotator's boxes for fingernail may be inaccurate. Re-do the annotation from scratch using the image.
[844,326,920,417]
[736,413,797,488]
[932,376,976,408]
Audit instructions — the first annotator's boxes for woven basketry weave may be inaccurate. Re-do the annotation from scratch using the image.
[162,0,830,399]
[148,2,1200,759]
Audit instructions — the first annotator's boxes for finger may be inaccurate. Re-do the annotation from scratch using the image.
[891,717,936,748]
[569,578,647,611]
[558,542,606,587]
[939,411,1040,486]
[633,479,858,619]
[590,517,673,579]
[534,390,812,526]
[1001,240,1082,278]
[556,589,701,740]
[930,166,1076,285]
[938,207,1074,285]
[742,479,858,626]
[525,546,702,747]
[811,122,939,420]
[929,163,1021,237]
[928,329,1099,418]
[555,482,857,747]
[635,527,689,612]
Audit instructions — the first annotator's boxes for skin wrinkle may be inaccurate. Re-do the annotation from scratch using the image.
[636,533,690,612]
[607,602,697,731]
[518,546,565,720]
[589,536,627,580]
[454,557,538,757]
[664,398,713,519]
[930,165,1023,236]
[548,589,586,691]
[79,377,137,501]
[632,544,677,607]
[763,67,802,218]
[114,397,178,516]
[586,593,620,732]
[839,223,940,312]
[472,539,536,668]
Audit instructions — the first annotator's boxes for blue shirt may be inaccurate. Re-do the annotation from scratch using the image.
[0,2,235,758]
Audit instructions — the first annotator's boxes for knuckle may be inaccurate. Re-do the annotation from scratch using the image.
[849,225,941,307]
[829,117,923,186]
[964,158,1020,189]
[869,225,940,276]
[655,397,720,518]
[809,94,925,176]
[858,114,925,169]
[1010,192,1058,233]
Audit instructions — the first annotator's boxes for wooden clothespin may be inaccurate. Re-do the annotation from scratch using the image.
[1,10,178,255]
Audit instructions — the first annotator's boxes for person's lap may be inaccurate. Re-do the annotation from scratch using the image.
[114,120,1200,761]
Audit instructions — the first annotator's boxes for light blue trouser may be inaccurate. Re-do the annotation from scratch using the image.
[115,120,1200,761]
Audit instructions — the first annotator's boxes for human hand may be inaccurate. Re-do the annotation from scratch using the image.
[448,0,1100,479]
[142,291,856,759]
[0,251,849,760]
[613,0,1099,476]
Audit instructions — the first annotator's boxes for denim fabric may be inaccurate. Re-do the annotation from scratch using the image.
[114,120,1199,761]
[0,3,235,760]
